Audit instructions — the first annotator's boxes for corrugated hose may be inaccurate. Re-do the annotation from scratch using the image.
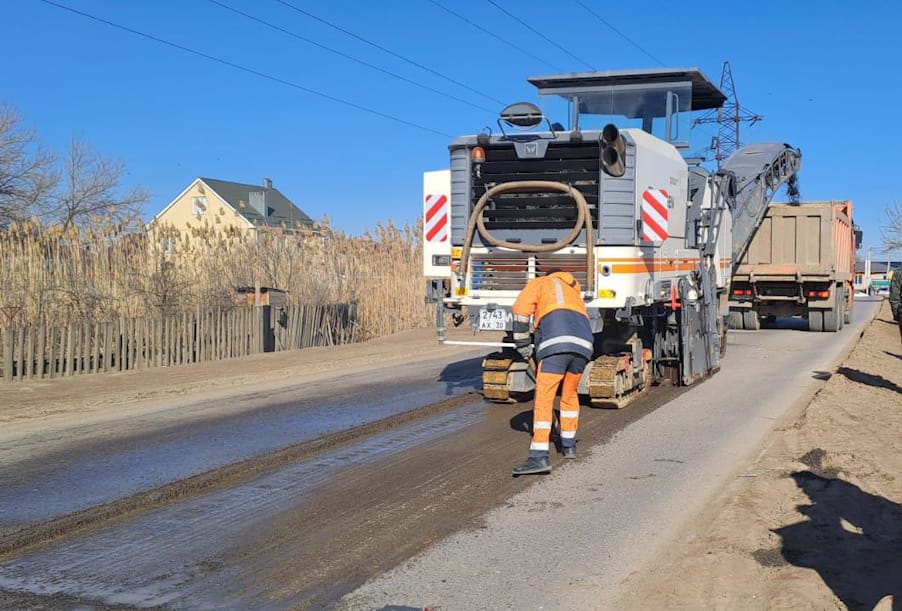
[459,180,595,295]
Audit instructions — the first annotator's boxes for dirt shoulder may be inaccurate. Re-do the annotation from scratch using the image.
[0,325,494,426]
[615,299,902,609]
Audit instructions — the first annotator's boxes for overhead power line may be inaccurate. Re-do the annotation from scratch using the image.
[486,0,595,71]
[206,0,495,114]
[574,0,665,66]
[428,0,564,72]
[274,0,505,106]
[35,0,451,138]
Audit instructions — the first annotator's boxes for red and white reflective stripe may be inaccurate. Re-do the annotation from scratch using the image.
[424,193,448,242]
[641,189,669,242]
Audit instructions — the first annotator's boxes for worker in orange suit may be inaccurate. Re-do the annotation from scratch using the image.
[510,270,593,476]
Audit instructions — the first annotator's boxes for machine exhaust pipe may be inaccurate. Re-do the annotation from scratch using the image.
[601,123,626,177]
[601,144,625,177]
[601,123,624,154]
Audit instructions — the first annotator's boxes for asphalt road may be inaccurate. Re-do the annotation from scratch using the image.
[0,299,880,610]
[343,298,882,610]
[0,352,485,535]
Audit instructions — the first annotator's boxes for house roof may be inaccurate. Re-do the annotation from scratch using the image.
[856,261,900,273]
[200,177,314,228]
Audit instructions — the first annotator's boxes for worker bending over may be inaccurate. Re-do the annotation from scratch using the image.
[511,269,593,476]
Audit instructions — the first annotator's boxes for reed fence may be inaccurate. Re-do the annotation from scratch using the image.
[1,303,358,383]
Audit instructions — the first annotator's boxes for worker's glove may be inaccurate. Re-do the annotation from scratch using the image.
[516,342,533,361]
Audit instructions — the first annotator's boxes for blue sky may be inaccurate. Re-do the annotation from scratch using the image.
[3,0,901,257]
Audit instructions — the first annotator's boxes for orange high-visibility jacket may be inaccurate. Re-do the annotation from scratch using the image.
[511,272,593,361]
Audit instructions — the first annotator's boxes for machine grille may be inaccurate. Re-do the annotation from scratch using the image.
[472,142,601,231]
[470,252,589,292]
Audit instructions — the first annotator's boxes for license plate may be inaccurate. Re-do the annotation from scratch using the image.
[478,309,510,331]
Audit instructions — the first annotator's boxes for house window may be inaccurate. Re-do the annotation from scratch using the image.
[193,196,207,215]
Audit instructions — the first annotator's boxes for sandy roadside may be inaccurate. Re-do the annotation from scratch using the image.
[615,299,902,609]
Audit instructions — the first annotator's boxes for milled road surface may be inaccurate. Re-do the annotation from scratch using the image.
[0,353,485,535]
[0,300,879,609]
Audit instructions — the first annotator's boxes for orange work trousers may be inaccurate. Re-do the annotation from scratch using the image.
[529,358,582,455]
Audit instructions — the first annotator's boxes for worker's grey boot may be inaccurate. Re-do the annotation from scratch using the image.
[512,454,551,476]
[562,445,577,460]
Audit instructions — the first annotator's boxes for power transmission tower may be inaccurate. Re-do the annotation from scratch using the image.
[694,61,763,166]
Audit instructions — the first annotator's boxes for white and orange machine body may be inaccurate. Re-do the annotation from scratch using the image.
[424,68,800,406]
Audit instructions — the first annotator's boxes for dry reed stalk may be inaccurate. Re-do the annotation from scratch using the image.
[0,216,432,341]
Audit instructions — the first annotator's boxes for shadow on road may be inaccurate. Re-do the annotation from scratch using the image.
[837,366,902,395]
[774,470,902,610]
[438,356,484,395]
[509,410,532,435]
[761,316,810,332]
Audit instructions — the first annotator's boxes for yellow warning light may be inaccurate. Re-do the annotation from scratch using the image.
[598,289,616,299]
[471,146,486,163]
[451,247,462,258]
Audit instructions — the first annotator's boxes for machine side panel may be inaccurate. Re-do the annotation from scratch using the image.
[449,146,470,247]
[598,139,636,245]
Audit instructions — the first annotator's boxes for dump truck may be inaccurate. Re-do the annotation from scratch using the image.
[728,200,860,332]
[423,67,802,407]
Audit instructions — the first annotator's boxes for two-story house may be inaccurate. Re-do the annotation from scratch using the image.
[151,177,314,235]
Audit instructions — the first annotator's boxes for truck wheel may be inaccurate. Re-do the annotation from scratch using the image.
[808,310,823,332]
[727,311,744,330]
[843,286,852,325]
[742,309,760,331]
[823,306,840,332]
[837,286,845,329]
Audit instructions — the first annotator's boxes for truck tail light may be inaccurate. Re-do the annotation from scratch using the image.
[807,290,830,298]
[732,289,752,296]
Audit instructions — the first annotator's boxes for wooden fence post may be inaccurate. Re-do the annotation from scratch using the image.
[24,327,34,380]
[2,329,13,382]
[36,324,46,380]
[64,323,74,377]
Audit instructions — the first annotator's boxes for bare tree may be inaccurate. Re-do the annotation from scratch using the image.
[0,106,56,227]
[882,199,902,252]
[50,139,149,228]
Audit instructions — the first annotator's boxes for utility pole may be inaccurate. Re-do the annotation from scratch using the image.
[694,61,763,167]
[864,247,871,294]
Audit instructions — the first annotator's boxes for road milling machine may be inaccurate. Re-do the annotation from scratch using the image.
[423,68,801,408]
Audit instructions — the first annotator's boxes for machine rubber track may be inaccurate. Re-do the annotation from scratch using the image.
[481,352,517,403]
[587,353,650,409]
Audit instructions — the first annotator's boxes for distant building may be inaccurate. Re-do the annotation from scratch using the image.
[855,260,900,293]
[151,177,315,235]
